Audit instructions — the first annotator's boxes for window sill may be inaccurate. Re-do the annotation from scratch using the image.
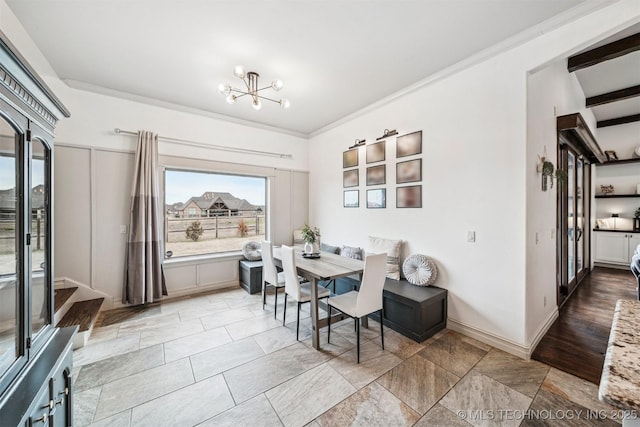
[164,251,243,267]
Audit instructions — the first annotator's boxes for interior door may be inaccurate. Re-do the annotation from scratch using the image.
[558,144,591,305]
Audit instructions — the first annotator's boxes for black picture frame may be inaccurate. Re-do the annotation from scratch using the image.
[367,189,386,208]
[604,150,618,161]
[366,141,385,164]
[366,164,386,186]
[396,185,422,208]
[343,149,358,168]
[344,190,359,208]
[343,169,359,188]
[396,158,422,184]
[396,130,422,158]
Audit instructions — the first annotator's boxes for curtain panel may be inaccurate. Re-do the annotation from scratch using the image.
[123,130,167,304]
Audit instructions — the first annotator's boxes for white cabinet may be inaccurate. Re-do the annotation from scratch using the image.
[594,231,640,265]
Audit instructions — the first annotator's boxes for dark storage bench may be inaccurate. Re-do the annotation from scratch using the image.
[334,276,447,343]
[239,260,262,294]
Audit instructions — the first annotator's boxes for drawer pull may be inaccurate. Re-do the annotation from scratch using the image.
[33,412,49,424]
[55,397,64,406]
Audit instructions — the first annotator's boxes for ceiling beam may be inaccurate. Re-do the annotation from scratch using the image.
[568,33,640,72]
[586,85,640,108]
[597,114,640,128]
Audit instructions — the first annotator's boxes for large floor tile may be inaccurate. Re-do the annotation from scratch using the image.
[87,411,131,427]
[176,300,231,321]
[73,334,140,367]
[252,323,300,354]
[75,344,164,393]
[377,353,459,415]
[224,312,284,340]
[93,357,194,421]
[163,326,232,362]
[522,388,619,426]
[439,370,531,427]
[190,337,265,381]
[199,394,284,426]
[224,342,333,403]
[377,328,425,360]
[130,374,234,427]
[418,331,487,377]
[266,363,356,427]
[328,339,402,389]
[541,368,622,420]
[138,318,204,348]
[75,386,102,427]
[301,329,355,358]
[474,348,549,398]
[316,381,420,426]
[116,312,181,335]
[200,307,256,330]
[415,403,472,426]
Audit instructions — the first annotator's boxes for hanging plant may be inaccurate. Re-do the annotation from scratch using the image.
[539,157,566,192]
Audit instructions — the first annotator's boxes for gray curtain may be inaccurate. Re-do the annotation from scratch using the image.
[123,130,167,304]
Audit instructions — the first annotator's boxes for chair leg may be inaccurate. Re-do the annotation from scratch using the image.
[356,318,360,364]
[283,293,288,325]
[296,302,301,341]
[262,282,267,308]
[379,308,384,350]
[327,304,332,343]
[274,287,278,319]
[354,318,357,332]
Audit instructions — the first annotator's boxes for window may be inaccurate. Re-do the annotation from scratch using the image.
[164,169,266,258]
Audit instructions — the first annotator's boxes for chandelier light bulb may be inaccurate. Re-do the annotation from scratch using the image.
[233,65,246,79]
[226,94,236,104]
[271,79,284,91]
[217,83,231,95]
[252,98,262,110]
[280,98,291,109]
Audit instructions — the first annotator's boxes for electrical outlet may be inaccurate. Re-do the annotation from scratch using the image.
[120,225,128,234]
[467,231,476,243]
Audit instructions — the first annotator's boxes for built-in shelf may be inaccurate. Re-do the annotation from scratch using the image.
[596,158,640,167]
[593,228,639,233]
[595,194,640,198]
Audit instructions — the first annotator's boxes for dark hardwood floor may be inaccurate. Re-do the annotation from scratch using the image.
[532,266,637,384]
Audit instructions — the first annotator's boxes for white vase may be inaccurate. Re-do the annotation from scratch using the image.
[304,241,313,254]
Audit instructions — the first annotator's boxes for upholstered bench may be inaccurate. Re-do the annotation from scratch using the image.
[332,276,447,342]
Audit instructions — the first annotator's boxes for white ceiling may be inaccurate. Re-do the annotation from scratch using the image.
[7,0,590,136]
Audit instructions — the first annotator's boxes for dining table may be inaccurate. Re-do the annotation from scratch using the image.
[272,246,364,349]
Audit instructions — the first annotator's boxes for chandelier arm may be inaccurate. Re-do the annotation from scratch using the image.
[254,94,282,104]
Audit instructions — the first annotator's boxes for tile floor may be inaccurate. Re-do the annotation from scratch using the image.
[74,287,622,427]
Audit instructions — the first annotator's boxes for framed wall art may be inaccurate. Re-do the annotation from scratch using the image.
[396,158,422,184]
[343,169,359,188]
[343,149,358,168]
[366,141,385,164]
[366,164,386,186]
[344,190,359,208]
[367,189,386,208]
[396,130,422,158]
[397,185,422,208]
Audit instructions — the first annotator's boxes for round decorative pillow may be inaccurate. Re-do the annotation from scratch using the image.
[242,241,262,261]
[402,254,437,286]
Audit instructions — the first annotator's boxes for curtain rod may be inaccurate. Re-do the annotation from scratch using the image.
[113,128,293,159]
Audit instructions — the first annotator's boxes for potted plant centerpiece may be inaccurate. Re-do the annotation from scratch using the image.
[301,223,321,254]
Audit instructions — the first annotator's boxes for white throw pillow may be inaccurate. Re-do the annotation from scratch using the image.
[367,236,401,280]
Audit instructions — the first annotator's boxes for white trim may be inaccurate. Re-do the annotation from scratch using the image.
[447,318,530,360]
[527,308,559,359]
[164,251,243,268]
[161,280,238,300]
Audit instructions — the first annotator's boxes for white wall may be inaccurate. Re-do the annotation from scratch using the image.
[308,1,640,354]
[525,59,596,346]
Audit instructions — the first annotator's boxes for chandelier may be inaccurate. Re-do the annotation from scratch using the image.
[217,65,290,110]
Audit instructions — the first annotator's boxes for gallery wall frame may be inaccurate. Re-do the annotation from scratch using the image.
[343,169,359,188]
[343,149,358,168]
[366,164,386,186]
[396,130,422,158]
[397,185,422,208]
[344,190,359,208]
[367,189,386,208]
[396,158,422,184]
[366,141,385,164]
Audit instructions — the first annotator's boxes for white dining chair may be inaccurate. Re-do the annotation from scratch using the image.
[280,245,330,340]
[261,241,286,318]
[327,252,387,363]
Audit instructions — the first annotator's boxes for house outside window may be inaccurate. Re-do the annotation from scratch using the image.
[164,169,266,258]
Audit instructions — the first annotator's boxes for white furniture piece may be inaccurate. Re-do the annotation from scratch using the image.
[280,245,331,340]
[594,231,640,266]
[327,253,387,363]
[261,241,286,318]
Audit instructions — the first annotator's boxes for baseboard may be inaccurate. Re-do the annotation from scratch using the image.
[527,308,559,359]
[164,280,238,300]
[593,262,628,270]
[447,318,530,360]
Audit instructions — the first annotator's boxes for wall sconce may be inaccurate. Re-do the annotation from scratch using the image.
[348,138,366,149]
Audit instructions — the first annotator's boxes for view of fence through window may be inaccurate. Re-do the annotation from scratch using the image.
[164,169,266,258]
